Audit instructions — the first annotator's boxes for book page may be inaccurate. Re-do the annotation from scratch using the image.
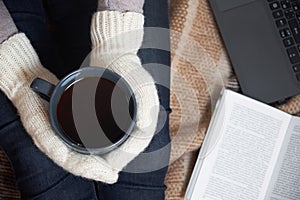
[264,117,300,200]
[186,90,291,200]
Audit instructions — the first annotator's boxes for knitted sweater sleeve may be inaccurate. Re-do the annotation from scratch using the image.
[97,0,145,14]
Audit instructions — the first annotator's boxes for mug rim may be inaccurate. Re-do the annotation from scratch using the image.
[49,66,137,155]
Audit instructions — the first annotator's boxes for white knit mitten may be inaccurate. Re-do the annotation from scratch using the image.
[0,33,122,183]
[90,11,159,171]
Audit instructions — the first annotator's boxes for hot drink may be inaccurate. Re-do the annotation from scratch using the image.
[56,77,134,149]
[31,67,136,154]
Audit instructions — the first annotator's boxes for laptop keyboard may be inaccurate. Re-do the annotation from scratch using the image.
[269,0,300,80]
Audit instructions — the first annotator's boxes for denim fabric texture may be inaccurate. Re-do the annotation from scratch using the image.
[0,0,170,199]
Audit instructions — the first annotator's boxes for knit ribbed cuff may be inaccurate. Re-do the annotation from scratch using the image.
[0,33,57,98]
[90,11,144,68]
[91,11,144,51]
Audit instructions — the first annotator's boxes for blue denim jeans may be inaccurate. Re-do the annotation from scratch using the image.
[0,0,171,199]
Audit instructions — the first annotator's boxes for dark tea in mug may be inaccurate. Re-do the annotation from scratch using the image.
[30,67,136,154]
[56,77,135,149]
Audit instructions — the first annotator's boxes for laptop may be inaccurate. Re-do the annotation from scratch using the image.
[209,0,300,103]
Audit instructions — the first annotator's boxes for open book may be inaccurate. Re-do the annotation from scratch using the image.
[185,89,300,200]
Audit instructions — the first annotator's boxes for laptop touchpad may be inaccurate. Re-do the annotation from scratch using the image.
[215,0,256,11]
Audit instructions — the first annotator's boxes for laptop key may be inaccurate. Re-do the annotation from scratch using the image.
[283,37,294,46]
[288,19,300,43]
[286,28,292,36]
[287,47,300,63]
[292,2,299,11]
[281,1,292,9]
[276,18,287,27]
[285,9,295,18]
[270,2,280,10]
[273,10,284,18]
[293,64,300,72]
[280,29,287,37]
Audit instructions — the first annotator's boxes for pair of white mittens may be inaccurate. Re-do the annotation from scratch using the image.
[0,11,159,184]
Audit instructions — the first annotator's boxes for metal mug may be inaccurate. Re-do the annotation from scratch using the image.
[30,67,137,155]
